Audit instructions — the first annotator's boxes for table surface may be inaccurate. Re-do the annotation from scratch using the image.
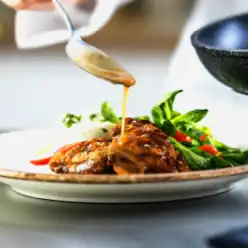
[1,180,248,248]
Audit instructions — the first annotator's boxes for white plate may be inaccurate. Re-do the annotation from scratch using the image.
[0,129,248,203]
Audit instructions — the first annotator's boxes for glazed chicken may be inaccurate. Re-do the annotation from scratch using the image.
[49,118,189,175]
[109,118,189,174]
[49,139,114,174]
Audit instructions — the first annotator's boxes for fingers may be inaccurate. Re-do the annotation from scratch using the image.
[1,0,93,10]
[1,0,54,10]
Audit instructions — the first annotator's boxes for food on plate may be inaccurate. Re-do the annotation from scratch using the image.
[49,139,114,174]
[47,118,189,175]
[30,90,248,174]
[108,118,189,174]
[63,113,82,128]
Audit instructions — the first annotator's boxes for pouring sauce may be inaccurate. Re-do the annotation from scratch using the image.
[65,38,136,135]
[121,86,129,137]
[91,66,135,137]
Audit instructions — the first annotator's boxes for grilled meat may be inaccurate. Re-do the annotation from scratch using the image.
[109,118,189,174]
[49,139,114,174]
[49,118,189,175]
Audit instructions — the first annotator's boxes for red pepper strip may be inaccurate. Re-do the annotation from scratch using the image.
[174,130,192,143]
[56,142,81,153]
[199,144,219,156]
[30,156,53,166]
[30,142,81,166]
[200,134,208,142]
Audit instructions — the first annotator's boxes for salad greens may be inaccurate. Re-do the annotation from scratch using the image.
[88,101,120,123]
[135,115,150,121]
[62,90,248,171]
[101,101,119,123]
[171,109,208,125]
[62,113,82,128]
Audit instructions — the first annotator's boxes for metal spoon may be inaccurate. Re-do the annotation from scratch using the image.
[53,0,136,87]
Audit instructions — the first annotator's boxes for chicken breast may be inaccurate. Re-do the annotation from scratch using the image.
[109,118,189,174]
[49,139,114,174]
[49,118,189,175]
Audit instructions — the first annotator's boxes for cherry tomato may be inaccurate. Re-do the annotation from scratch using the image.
[199,144,218,156]
[174,130,192,143]
[30,156,52,166]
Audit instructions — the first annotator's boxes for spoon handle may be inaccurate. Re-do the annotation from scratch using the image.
[52,0,74,36]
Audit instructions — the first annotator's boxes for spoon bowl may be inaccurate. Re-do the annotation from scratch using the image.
[191,13,248,95]
[53,0,135,87]
[65,36,136,87]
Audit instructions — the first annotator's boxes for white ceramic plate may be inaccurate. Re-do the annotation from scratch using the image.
[0,129,248,203]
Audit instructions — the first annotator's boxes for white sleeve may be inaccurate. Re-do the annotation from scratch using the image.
[163,0,248,147]
[15,0,133,49]
[15,3,90,49]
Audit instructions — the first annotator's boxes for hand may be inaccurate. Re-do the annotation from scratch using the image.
[1,0,92,10]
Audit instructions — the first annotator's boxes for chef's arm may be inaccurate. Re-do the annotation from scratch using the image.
[1,0,133,11]
[1,0,134,49]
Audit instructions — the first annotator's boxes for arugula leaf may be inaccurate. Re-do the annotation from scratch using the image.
[172,111,181,119]
[190,147,212,158]
[89,113,102,122]
[177,123,201,137]
[174,123,205,147]
[182,138,200,148]
[158,90,183,120]
[101,101,119,123]
[161,119,176,136]
[211,139,241,153]
[172,109,208,124]
[243,150,248,158]
[209,156,233,168]
[151,106,164,128]
[222,153,248,165]
[174,122,191,132]
[170,137,233,170]
[152,106,176,135]
[134,115,150,121]
[89,102,120,123]
[177,123,215,147]
[63,113,82,128]
[197,125,212,136]
[169,137,209,170]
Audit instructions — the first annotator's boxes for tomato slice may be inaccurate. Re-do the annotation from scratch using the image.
[174,130,192,143]
[30,156,53,166]
[199,144,218,156]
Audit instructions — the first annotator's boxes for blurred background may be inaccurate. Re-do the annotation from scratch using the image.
[0,0,195,130]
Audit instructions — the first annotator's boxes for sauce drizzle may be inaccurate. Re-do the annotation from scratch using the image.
[121,86,129,137]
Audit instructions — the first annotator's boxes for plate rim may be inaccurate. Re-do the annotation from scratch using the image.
[1,129,248,184]
[0,165,248,184]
